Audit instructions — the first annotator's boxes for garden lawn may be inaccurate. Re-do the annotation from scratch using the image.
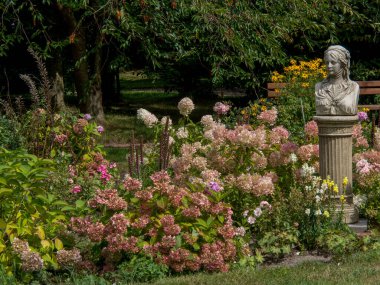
[133,250,380,285]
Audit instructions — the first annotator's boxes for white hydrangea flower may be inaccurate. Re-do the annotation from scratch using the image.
[305,208,311,215]
[176,127,189,139]
[178,97,195,116]
[353,194,367,208]
[247,216,256,225]
[300,163,315,177]
[137,108,158,128]
[289,153,298,163]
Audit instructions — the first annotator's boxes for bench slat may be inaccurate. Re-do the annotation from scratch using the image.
[357,81,380,87]
[358,105,380,110]
[267,81,380,97]
[359,88,380,95]
[267,82,287,89]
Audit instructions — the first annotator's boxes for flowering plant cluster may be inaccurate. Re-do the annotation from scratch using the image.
[69,170,249,273]
[134,98,343,259]
[167,103,319,219]
[353,149,380,225]
[270,59,327,143]
[20,109,104,164]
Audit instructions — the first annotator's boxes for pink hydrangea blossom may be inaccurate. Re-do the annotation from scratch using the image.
[213,102,231,115]
[88,189,127,210]
[54,134,68,145]
[257,107,277,125]
[304,120,318,138]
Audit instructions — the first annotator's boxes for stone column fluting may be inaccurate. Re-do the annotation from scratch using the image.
[313,115,359,224]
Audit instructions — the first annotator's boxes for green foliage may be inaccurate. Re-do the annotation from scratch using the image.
[0,265,18,285]
[112,255,169,283]
[257,229,299,259]
[0,116,22,150]
[0,148,67,276]
[317,229,358,256]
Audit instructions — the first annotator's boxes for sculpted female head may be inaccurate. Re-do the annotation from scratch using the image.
[324,45,351,80]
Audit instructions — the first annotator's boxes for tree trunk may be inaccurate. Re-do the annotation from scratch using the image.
[52,72,65,111]
[57,4,89,112]
[88,38,105,123]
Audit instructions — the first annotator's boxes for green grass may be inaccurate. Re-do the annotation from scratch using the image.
[133,250,380,285]
[3,250,380,284]
[119,71,168,90]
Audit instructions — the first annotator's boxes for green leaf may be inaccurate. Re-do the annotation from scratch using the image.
[36,226,45,240]
[0,177,7,185]
[75,200,86,208]
[0,188,12,196]
[192,242,200,251]
[175,235,182,248]
[41,240,51,248]
[54,238,63,250]
[61,206,76,211]
[217,215,225,223]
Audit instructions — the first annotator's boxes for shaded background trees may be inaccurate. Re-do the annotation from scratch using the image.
[1,0,380,121]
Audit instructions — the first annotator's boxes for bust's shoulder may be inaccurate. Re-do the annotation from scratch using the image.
[315,81,323,91]
[349,80,360,93]
[315,79,328,91]
[351,80,359,89]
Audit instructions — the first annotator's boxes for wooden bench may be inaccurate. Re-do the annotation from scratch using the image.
[267,80,380,111]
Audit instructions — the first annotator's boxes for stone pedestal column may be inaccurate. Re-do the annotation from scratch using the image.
[313,115,359,224]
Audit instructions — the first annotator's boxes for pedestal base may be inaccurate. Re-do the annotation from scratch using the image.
[340,203,359,224]
[314,115,359,224]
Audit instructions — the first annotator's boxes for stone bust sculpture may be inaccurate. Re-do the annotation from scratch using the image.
[315,45,359,116]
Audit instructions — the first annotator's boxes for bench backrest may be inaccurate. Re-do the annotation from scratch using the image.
[267,80,380,98]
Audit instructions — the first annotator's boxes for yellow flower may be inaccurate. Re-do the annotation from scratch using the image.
[342,177,348,187]
[301,82,310,88]
[340,195,346,203]
[261,106,267,111]
[333,185,339,193]
[323,211,330,218]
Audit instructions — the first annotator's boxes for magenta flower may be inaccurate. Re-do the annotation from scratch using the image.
[83,114,92,120]
[208,181,221,192]
[71,185,82,194]
[358,111,368,122]
[97,125,104,133]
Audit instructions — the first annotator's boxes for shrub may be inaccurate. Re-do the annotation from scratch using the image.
[353,149,380,227]
[0,148,68,278]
